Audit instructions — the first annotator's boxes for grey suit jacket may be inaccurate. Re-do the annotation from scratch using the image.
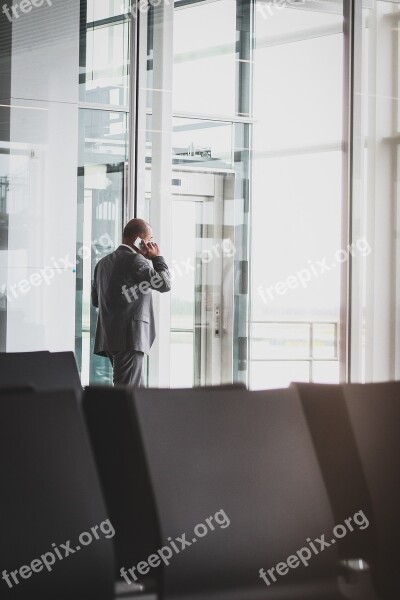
[91,245,171,356]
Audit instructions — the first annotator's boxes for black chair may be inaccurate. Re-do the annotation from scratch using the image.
[292,381,400,600]
[342,382,400,600]
[83,385,161,593]
[83,385,245,591]
[84,385,357,600]
[0,390,115,599]
[0,351,82,400]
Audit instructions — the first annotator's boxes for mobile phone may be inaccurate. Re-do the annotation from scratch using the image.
[133,237,145,252]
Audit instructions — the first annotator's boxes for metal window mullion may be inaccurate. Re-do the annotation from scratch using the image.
[341,0,358,383]
[127,4,140,223]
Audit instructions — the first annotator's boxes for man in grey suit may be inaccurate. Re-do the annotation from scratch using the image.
[91,219,171,386]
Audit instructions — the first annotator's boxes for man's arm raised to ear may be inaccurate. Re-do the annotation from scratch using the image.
[131,247,171,293]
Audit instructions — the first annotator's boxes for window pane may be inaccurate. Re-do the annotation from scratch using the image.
[251,322,310,360]
[87,0,130,21]
[251,360,310,390]
[351,1,399,381]
[313,360,340,384]
[80,3,130,105]
[313,322,338,359]
[173,0,237,115]
[75,109,128,386]
[250,0,344,388]
[170,331,194,387]
[170,201,196,331]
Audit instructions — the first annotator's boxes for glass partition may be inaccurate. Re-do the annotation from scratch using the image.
[76,0,131,385]
[250,0,344,388]
[172,118,234,169]
[351,0,400,382]
[173,0,238,116]
[137,0,252,386]
[80,0,131,106]
[75,109,128,385]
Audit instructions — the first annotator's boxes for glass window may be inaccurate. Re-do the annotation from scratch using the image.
[75,109,128,385]
[250,0,344,388]
[76,0,131,384]
[173,0,237,116]
[351,0,400,382]
[172,118,233,169]
[87,0,131,21]
[80,1,131,106]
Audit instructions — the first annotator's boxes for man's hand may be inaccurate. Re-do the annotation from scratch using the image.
[139,241,161,259]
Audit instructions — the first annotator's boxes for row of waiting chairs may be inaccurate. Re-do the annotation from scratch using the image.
[0,352,399,600]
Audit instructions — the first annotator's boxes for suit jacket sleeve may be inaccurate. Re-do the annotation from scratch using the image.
[132,255,171,293]
[91,264,99,307]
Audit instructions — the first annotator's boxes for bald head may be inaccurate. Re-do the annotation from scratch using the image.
[122,219,152,245]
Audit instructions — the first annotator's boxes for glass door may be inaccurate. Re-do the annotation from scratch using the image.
[169,198,197,387]
[169,171,235,387]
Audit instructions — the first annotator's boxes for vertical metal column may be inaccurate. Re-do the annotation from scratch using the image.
[234,0,254,385]
[128,2,140,222]
[0,8,12,351]
[340,0,357,382]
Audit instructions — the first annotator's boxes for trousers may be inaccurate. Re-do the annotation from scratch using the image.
[107,350,144,387]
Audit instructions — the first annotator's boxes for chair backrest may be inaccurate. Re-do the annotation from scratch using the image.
[0,351,82,400]
[292,381,400,599]
[83,385,161,589]
[83,385,248,588]
[342,381,400,599]
[291,382,377,564]
[127,386,344,599]
[0,390,115,599]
